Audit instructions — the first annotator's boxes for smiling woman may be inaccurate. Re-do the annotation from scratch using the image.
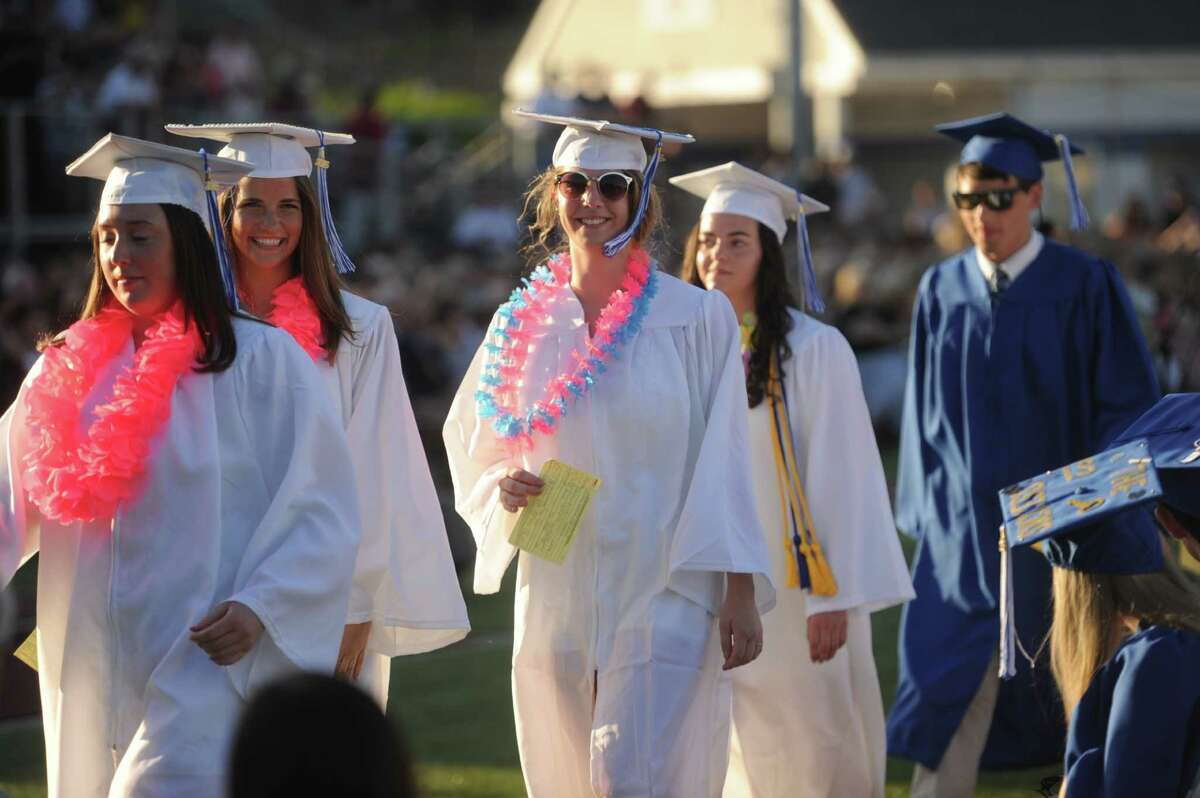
[166,121,470,710]
[221,175,352,357]
[522,164,656,263]
[444,112,775,798]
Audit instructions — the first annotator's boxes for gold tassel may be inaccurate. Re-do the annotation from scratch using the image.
[768,354,838,596]
[769,397,802,589]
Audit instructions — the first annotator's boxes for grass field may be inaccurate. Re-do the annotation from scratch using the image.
[0,560,1060,797]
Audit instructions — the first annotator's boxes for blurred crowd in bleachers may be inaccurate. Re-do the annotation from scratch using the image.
[3,0,1200,460]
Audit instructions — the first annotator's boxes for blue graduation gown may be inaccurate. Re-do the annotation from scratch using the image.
[1066,626,1200,796]
[886,241,1159,769]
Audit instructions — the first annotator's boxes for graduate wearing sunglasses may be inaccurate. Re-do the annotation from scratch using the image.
[886,113,1160,797]
[444,112,773,797]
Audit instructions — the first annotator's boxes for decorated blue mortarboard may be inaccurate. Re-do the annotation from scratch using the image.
[513,109,695,257]
[937,112,1090,232]
[1109,393,1200,521]
[670,162,831,313]
[995,393,1200,678]
[165,122,358,277]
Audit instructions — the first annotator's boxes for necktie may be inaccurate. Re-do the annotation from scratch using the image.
[993,268,1011,296]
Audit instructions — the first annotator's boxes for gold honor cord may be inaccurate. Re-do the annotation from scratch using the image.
[766,352,837,595]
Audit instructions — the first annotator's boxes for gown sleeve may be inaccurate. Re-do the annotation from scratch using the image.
[894,273,932,541]
[223,330,364,696]
[1066,630,1200,798]
[787,321,915,617]
[664,289,775,615]
[442,333,521,595]
[345,305,469,656]
[1087,259,1159,449]
[0,362,42,588]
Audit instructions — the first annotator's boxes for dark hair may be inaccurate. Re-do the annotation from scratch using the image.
[956,161,1037,191]
[52,203,238,372]
[221,176,355,361]
[229,672,415,798]
[520,167,663,268]
[680,220,795,408]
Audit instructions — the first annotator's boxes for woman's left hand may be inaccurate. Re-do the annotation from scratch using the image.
[189,601,265,666]
[719,573,763,671]
[807,610,848,663]
[336,621,373,680]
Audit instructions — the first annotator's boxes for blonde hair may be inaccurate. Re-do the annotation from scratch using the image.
[1050,540,1200,719]
[520,167,663,267]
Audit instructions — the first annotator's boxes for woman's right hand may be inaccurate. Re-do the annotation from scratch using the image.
[499,468,544,512]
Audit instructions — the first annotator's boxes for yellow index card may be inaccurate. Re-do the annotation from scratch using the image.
[509,459,602,564]
[12,629,37,672]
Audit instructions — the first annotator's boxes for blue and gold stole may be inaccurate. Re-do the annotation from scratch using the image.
[765,349,837,595]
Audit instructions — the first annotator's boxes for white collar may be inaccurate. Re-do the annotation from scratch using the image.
[975,230,1044,287]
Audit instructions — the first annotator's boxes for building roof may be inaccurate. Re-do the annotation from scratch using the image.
[834,0,1200,53]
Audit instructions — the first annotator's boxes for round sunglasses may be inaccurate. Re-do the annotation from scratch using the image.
[952,187,1028,212]
[555,171,635,202]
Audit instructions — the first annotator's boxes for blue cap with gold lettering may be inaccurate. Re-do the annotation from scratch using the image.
[995,393,1200,678]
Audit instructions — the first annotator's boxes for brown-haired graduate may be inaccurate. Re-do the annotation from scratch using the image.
[673,162,914,798]
[0,134,363,797]
[886,112,1160,797]
[998,393,1200,796]
[165,123,470,708]
[443,112,774,797]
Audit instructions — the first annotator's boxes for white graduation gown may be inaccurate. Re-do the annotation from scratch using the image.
[0,318,363,798]
[723,310,914,798]
[318,291,469,706]
[444,271,775,798]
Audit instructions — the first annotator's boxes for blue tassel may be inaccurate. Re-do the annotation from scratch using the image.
[796,205,825,314]
[200,149,239,310]
[602,132,663,258]
[792,534,812,590]
[312,130,357,274]
[1055,133,1090,233]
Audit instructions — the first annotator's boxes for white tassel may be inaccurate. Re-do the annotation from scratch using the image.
[999,525,1017,679]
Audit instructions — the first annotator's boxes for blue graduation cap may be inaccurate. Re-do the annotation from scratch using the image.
[937,112,1090,232]
[995,393,1200,678]
[1110,393,1200,521]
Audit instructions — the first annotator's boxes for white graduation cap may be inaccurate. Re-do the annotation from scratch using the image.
[66,132,253,305]
[164,122,355,178]
[671,162,830,313]
[165,122,358,274]
[66,132,251,220]
[514,109,695,256]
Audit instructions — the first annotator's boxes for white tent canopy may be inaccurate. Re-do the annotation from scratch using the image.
[504,0,864,110]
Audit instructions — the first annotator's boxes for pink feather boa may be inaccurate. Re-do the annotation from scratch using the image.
[263,276,325,361]
[22,303,202,524]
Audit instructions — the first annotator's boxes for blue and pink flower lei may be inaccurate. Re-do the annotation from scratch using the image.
[475,247,658,452]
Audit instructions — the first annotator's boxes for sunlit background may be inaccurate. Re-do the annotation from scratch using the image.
[2,1,1199,795]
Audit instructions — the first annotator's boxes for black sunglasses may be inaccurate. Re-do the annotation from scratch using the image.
[952,187,1027,212]
[555,171,635,202]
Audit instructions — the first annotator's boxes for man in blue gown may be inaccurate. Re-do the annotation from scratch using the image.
[885,112,1160,797]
